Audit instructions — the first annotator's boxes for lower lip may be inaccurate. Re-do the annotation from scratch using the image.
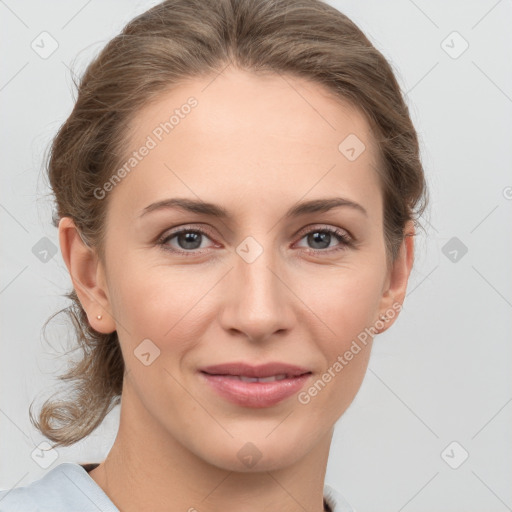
[199,372,312,408]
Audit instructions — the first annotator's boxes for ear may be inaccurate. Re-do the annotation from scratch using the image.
[58,217,116,334]
[375,220,415,334]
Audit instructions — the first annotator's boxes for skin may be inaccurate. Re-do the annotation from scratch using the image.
[59,67,414,512]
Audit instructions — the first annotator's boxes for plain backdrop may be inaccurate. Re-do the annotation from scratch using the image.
[1,1,511,511]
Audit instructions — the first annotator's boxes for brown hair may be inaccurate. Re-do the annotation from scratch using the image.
[30,0,429,448]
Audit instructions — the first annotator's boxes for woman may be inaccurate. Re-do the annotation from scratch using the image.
[0,0,427,510]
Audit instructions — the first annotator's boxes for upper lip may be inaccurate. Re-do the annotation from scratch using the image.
[200,362,312,378]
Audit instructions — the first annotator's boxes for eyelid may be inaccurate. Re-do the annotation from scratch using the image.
[156,224,217,246]
[294,223,352,241]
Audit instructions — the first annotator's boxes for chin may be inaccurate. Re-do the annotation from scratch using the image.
[194,423,320,473]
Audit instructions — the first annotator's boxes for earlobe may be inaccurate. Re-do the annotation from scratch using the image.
[376,220,415,333]
[58,217,116,334]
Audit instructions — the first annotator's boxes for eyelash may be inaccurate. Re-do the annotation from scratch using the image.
[156,224,354,257]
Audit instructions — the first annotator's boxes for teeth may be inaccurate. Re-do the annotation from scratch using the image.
[238,374,288,383]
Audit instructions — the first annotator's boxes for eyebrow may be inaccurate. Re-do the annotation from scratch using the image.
[139,196,367,219]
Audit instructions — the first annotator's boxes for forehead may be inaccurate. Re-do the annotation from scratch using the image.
[108,68,382,222]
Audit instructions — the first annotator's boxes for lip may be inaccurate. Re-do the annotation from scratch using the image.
[199,362,312,408]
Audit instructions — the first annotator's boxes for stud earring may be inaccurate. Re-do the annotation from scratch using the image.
[380,314,388,322]
[97,314,102,320]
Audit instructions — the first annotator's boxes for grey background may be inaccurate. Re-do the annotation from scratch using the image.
[1,1,511,511]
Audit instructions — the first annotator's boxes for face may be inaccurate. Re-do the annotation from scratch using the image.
[70,68,411,472]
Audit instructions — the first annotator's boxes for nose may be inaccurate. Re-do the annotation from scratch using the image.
[218,242,296,343]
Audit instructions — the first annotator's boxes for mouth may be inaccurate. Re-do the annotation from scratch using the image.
[198,362,313,408]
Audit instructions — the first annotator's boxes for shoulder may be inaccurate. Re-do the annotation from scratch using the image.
[0,463,118,512]
[2,466,351,512]
[323,482,357,512]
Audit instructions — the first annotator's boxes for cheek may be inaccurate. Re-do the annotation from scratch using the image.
[294,263,384,342]
[108,260,212,352]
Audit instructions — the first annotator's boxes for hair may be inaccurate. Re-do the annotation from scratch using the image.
[30,0,429,448]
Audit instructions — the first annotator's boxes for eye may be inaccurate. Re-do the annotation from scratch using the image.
[294,225,353,253]
[157,226,217,256]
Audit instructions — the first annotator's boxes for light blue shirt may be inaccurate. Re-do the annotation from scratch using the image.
[0,462,355,511]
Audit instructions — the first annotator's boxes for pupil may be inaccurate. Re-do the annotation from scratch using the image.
[179,232,201,250]
[309,232,330,249]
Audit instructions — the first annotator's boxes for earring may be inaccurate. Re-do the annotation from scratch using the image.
[380,314,388,322]
[96,314,102,320]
